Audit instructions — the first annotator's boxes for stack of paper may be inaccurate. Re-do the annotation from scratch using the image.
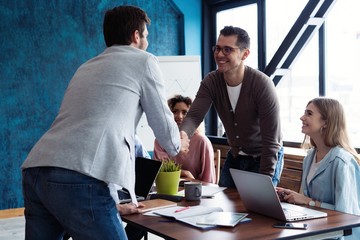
[151,205,249,229]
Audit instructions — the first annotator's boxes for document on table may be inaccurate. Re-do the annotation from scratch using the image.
[196,212,248,227]
[151,205,248,229]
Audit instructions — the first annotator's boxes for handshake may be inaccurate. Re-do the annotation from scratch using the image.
[179,131,190,154]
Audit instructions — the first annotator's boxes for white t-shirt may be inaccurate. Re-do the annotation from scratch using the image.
[307,154,321,185]
[227,83,242,113]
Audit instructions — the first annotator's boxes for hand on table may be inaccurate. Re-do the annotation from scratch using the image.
[117,202,145,215]
[181,170,195,180]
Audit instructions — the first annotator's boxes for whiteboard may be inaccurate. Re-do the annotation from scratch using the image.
[136,55,202,151]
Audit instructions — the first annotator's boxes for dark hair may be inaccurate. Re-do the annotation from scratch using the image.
[167,95,192,110]
[219,26,250,49]
[103,6,151,47]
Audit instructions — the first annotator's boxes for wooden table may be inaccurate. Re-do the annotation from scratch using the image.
[122,188,360,240]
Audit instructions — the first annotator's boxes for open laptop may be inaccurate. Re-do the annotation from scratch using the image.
[230,168,327,222]
[118,157,162,203]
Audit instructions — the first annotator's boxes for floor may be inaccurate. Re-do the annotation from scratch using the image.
[0,216,163,240]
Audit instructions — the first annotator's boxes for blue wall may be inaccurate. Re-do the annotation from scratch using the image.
[173,0,202,55]
[0,0,201,210]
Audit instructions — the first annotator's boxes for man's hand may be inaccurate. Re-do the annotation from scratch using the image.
[180,131,190,154]
[116,202,145,215]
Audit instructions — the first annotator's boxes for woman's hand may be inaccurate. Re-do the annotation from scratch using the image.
[116,202,145,215]
[181,169,195,179]
[275,187,311,205]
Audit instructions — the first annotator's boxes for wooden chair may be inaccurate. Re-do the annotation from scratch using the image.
[278,147,306,192]
[214,149,221,184]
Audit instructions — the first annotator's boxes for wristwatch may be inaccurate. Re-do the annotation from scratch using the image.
[308,200,316,207]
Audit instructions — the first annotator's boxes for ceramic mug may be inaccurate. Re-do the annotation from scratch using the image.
[184,182,202,201]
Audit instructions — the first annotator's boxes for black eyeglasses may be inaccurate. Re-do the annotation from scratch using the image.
[212,46,241,55]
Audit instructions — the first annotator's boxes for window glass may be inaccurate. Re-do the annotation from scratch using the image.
[266,0,307,61]
[326,0,360,147]
[216,4,258,69]
[276,34,319,143]
[266,0,316,143]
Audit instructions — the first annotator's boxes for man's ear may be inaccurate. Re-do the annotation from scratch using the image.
[131,30,140,44]
[241,48,250,60]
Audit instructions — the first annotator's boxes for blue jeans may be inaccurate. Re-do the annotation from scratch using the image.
[22,167,128,240]
[219,147,284,188]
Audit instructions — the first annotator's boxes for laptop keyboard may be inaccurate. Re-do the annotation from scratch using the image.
[283,208,307,218]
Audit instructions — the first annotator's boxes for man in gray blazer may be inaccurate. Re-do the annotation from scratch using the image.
[21,5,189,240]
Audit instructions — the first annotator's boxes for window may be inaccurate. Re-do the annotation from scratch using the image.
[326,0,360,147]
[266,0,317,143]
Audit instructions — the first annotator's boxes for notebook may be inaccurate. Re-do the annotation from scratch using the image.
[196,212,248,227]
[138,199,177,213]
[152,205,249,229]
[118,157,162,204]
[229,168,327,222]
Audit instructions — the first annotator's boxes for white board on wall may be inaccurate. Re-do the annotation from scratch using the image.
[136,55,202,151]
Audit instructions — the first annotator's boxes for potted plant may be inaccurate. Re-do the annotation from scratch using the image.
[155,159,182,195]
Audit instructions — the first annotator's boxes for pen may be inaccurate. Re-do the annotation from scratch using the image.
[174,206,190,213]
[201,195,214,199]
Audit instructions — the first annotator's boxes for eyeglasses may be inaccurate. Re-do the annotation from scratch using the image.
[212,46,241,55]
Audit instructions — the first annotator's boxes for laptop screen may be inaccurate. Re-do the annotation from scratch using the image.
[135,157,162,197]
[118,157,162,203]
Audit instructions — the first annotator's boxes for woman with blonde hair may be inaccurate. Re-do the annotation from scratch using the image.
[277,97,360,239]
[301,97,359,161]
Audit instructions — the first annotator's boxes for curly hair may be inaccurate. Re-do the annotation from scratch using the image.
[167,95,192,110]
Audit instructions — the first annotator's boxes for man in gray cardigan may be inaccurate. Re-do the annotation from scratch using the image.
[180,26,283,188]
[21,6,189,240]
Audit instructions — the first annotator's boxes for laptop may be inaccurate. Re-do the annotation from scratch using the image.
[229,168,327,222]
[118,157,162,204]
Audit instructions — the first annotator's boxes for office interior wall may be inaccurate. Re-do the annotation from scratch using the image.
[173,0,202,56]
[0,0,201,210]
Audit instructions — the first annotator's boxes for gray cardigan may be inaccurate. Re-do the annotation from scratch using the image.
[22,46,180,201]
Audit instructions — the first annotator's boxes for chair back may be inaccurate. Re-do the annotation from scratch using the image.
[214,149,221,184]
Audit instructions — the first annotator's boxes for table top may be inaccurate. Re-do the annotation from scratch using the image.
[122,188,360,240]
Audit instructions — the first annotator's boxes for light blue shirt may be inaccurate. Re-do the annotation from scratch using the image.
[302,146,360,239]
[134,135,151,159]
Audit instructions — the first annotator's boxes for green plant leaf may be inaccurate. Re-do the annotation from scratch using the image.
[159,158,182,172]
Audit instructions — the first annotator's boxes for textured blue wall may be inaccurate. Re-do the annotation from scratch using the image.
[0,0,200,210]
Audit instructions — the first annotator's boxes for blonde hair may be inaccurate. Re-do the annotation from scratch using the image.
[301,97,360,163]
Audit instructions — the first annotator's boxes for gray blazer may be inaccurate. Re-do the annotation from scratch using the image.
[22,46,180,201]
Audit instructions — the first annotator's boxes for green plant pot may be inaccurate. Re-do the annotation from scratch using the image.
[155,170,181,195]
